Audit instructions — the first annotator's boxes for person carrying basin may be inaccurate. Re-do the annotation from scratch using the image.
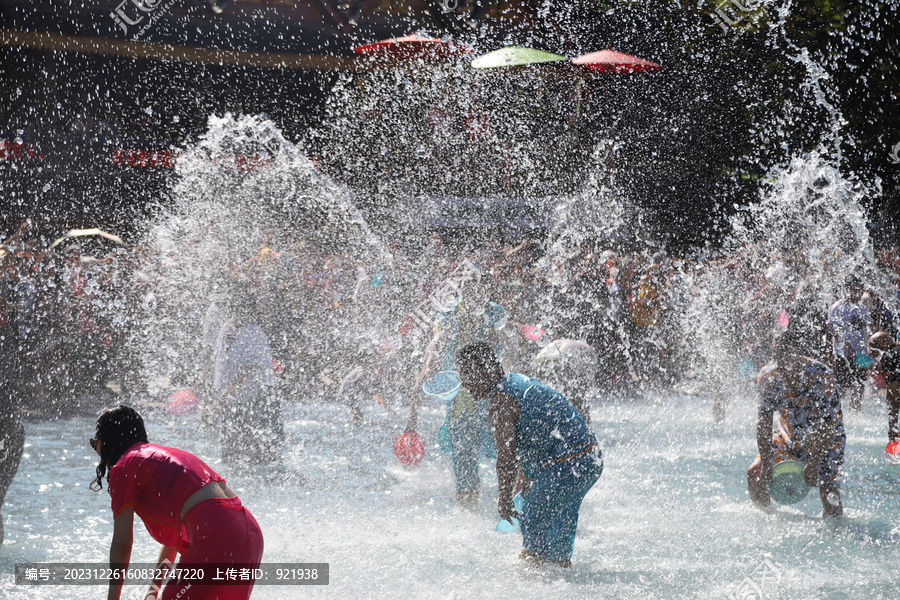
[91,405,263,600]
[747,324,845,518]
[457,342,603,567]
[405,264,504,509]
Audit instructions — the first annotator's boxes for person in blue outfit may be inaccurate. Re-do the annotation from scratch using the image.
[748,325,845,518]
[211,287,283,466]
[827,274,870,410]
[405,272,503,509]
[457,342,603,567]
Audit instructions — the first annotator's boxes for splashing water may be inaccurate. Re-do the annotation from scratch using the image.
[680,151,890,408]
[4,5,900,599]
[139,113,388,398]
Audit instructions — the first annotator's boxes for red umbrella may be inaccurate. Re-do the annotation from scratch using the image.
[571,48,663,108]
[571,48,663,74]
[354,34,473,61]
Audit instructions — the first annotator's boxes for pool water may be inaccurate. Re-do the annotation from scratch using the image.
[1,389,898,599]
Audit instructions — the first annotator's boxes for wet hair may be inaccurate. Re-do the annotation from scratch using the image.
[845,273,863,292]
[772,323,807,354]
[90,405,148,492]
[457,342,503,377]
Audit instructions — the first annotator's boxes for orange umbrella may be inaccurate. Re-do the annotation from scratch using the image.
[354,34,473,61]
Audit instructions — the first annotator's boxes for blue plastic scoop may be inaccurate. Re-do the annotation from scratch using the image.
[495,493,525,532]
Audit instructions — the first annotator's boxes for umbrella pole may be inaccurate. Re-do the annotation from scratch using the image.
[575,79,582,119]
[605,71,610,108]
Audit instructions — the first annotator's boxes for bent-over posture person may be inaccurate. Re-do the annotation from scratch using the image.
[457,342,603,567]
[91,405,264,600]
[748,327,845,518]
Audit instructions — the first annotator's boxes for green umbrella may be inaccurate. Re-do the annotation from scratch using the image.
[470,45,567,70]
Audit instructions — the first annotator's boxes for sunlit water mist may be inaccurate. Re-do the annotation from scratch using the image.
[4,7,899,599]
[679,153,890,409]
[664,2,891,402]
[138,114,389,399]
[3,397,899,599]
[308,55,619,248]
[311,59,586,198]
[311,56,634,364]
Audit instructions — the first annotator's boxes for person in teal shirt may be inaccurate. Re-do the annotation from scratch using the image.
[405,273,504,508]
[457,342,603,567]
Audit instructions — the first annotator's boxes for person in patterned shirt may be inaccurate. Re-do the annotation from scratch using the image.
[747,326,845,518]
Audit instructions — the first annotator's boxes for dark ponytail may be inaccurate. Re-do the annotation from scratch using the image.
[90,405,148,492]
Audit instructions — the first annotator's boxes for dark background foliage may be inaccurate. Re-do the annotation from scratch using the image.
[0,0,897,248]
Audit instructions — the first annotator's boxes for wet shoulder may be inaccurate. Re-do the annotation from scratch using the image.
[756,363,779,387]
[497,372,530,393]
[116,442,189,473]
[108,442,152,486]
[114,441,150,464]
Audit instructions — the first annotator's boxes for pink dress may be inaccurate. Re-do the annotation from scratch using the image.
[110,442,225,550]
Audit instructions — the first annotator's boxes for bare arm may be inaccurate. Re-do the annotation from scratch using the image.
[108,506,134,600]
[756,408,774,481]
[405,328,441,432]
[513,466,532,497]
[490,391,519,523]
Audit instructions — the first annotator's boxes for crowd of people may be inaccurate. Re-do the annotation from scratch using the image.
[152,227,900,545]
[0,221,144,416]
[2,220,900,429]
[2,216,900,593]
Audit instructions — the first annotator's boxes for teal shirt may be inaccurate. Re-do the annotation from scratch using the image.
[495,373,595,479]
